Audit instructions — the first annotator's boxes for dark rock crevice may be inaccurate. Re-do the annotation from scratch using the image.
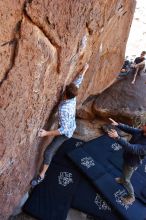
[0,20,22,86]
[123,11,127,16]
[24,2,62,74]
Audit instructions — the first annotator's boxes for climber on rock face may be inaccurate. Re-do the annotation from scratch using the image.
[131,51,146,84]
[31,63,89,187]
[107,118,146,205]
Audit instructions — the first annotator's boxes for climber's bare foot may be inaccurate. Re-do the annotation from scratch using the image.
[122,195,135,205]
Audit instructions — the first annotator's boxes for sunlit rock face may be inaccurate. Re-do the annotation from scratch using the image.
[0,0,135,218]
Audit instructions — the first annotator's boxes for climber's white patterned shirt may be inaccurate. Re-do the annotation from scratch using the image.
[58,74,83,138]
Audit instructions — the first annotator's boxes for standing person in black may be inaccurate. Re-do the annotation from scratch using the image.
[108,118,146,205]
[131,51,146,84]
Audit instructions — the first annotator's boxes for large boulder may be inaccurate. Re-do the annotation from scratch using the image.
[93,72,146,125]
[0,0,135,218]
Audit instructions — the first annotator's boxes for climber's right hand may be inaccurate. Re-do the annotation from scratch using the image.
[38,129,48,137]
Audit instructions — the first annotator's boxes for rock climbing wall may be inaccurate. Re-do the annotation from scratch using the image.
[0,0,135,218]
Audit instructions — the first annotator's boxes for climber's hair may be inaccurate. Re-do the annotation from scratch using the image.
[141,51,146,56]
[65,83,78,99]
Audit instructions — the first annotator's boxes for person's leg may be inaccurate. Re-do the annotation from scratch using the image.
[39,164,49,179]
[115,162,125,184]
[122,164,137,204]
[138,64,145,76]
[31,135,68,186]
[131,67,139,84]
[40,135,68,177]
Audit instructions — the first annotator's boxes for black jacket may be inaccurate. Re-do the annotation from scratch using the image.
[116,123,146,167]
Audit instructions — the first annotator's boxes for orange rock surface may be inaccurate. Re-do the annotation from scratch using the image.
[0,0,135,218]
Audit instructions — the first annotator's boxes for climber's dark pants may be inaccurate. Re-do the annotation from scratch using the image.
[43,135,68,165]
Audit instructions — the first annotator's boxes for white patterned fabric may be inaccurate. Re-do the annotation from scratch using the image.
[58,74,83,138]
[94,193,111,211]
[81,157,95,168]
[58,172,73,187]
[114,189,130,210]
